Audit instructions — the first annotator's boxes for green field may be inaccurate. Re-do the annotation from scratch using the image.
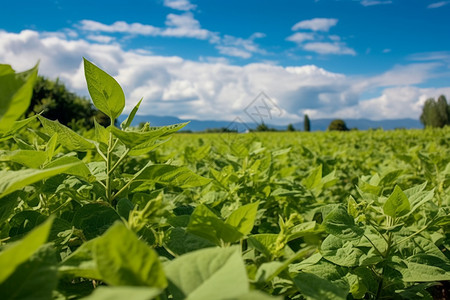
[0,61,449,299]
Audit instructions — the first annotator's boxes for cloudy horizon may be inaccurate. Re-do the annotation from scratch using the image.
[1,0,450,124]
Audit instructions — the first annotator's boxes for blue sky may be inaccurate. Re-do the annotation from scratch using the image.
[1,0,450,123]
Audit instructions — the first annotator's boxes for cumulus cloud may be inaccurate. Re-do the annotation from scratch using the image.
[291,18,338,32]
[303,42,356,55]
[0,29,446,123]
[427,1,450,9]
[360,0,392,6]
[163,0,197,11]
[287,18,355,56]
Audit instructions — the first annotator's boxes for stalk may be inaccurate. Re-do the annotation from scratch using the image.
[105,132,114,202]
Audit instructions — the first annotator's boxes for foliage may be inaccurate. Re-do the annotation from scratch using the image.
[304,114,311,132]
[0,60,449,300]
[328,119,349,131]
[420,95,450,128]
[287,124,295,132]
[28,75,110,129]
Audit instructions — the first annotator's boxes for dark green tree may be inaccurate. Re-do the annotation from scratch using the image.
[287,123,295,131]
[328,119,349,131]
[304,114,311,132]
[256,122,270,132]
[420,95,450,128]
[27,76,110,129]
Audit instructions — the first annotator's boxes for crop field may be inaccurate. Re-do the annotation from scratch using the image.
[0,60,449,299]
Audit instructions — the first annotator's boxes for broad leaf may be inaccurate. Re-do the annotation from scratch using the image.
[0,162,83,198]
[0,64,38,132]
[94,222,167,288]
[164,246,249,300]
[0,217,53,283]
[323,206,364,240]
[38,116,95,151]
[320,235,365,267]
[225,202,259,236]
[81,286,161,300]
[187,204,243,245]
[84,58,125,120]
[0,244,58,300]
[293,272,348,300]
[72,203,121,240]
[0,150,47,168]
[59,239,101,280]
[383,186,410,218]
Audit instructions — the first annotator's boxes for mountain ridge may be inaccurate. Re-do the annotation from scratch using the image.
[117,114,423,131]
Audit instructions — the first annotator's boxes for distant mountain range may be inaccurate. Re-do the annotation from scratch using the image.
[117,114,423,132]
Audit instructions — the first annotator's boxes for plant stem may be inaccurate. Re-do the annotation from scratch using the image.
[109,148,130,175]
[105,132,114,202]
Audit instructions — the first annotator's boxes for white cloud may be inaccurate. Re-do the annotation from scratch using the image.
[427,1,450,9]
[360,0,392,7]
[292,18,338,32]
[86,34,115,43]
[382,48,391,53]
[0,29,447,123]
[286,32,315,44]
[164,0,197,11]
[303,42,356,55]
[79,20,161,35]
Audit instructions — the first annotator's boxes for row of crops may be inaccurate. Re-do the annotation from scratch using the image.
[0,60,449,299]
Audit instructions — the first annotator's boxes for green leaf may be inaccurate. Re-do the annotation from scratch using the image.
[323,206,364,240]
[225,202,259,236]
[132,164,211,190]
[72,203,121,240]
[84,58,125,120]
[0,244,58,300]
[80,286,162,300]
[320,235,365,267]
[187,204,243,245]
[0,150,47,168]
[293,272,348,300]
[0,115,38,141]
[164,246,249,300]
[44,155,91,179]
[0,63,38,132]
[59,239,101,280]
[247,234,278,258]
[94,222,167,288]
[399,254,450,282]
[383,185,410,218]
[303,165,322,189]
[110,122,188,149]
[0,162,83,198]
[120,98,142,129]
[164,227,216,256]
[94,118,109,145]
[0,192,19,225]
[0,217,53,283]
[38,116,95,151]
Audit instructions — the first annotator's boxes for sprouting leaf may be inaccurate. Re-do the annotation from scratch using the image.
[0,217,53,283]
[0,63,38,132]
[120,98,142,129]
[225,202,259,236]
[383,185,410,218]
[38,116,95,151]
[83,58,125,121]
[303,165,322,189]
[164,246,249,300]
[94,222,167,288]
